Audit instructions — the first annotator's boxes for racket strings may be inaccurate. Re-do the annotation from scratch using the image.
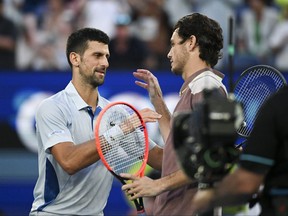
[99,105,146,175]
[101,133,145,173]
[235,67,286,137]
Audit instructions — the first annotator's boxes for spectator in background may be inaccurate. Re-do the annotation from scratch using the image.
[2,0,25,30]
[31,0,74,71]
[10,0,47,70]
[15,12,37,70]
[163,0,193,27]
[235,0,279,70]
[16,0,85,71]
[21,0,47,14]
[269,0,288,72]
[128,0,172,70]
[194,0,242,70]
[80,0,130,38]
[109,14,151,70]
[0,0,17,70]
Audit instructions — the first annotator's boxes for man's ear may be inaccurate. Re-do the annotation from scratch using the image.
[70,52,80,67]
[188,35,197,51]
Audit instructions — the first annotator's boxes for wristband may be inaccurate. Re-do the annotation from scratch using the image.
[103,125,124,144]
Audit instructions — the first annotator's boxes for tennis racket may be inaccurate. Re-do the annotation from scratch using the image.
[95,102,149,216]
[234,65,286,147]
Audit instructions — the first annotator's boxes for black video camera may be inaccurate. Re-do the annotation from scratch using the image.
[173,89,243,188]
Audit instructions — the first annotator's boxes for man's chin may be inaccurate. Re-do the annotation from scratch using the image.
[171,68,181,76]
[98,81,104,87]
[91,80,104,88]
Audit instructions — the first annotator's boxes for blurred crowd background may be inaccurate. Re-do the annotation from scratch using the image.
[1,0,288,215]
[1,0,288,73]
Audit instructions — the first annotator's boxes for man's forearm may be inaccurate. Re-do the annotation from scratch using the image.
[151,97,171,142]
[212,168,264,207]
[212,187,253,207]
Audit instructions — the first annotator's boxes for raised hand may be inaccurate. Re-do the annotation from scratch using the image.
[134,69,171,142]
[133,69,163,103]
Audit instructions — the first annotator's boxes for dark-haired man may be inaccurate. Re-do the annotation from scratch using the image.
[121,13,227,215]
[29,28,163,216]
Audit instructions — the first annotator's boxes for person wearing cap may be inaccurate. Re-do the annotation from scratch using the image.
[0,0,17,70]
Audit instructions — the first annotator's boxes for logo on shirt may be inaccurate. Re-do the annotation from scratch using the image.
[49,130,65,137]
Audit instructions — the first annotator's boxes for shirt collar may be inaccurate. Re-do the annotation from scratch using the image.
[64,81,105,110]
[179,68,225,96]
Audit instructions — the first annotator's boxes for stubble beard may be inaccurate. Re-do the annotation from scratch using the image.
[171,67,182,76]
[90,71,105,88]
[171,61,184,76]
[91,77,104,88]
[79,68,105,89]
[171,52,188,76]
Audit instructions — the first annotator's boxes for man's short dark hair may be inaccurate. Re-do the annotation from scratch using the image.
[66,28,110,68]
[174,13,223,67]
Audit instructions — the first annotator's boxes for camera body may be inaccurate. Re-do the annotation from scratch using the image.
[173,89,243,187]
